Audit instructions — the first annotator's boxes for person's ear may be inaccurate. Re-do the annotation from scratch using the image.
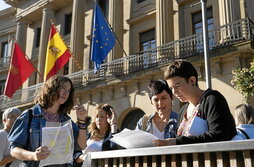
[2,119,6,124]
[189,76,196,86]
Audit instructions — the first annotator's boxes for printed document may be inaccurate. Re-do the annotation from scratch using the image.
[189,116,208,136]
[39,120,74,167]
[110,129,158,149]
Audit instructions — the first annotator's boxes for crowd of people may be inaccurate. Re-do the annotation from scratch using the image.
[0,59,253,167]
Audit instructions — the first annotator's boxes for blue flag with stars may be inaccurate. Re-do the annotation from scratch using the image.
[91,4,116,72]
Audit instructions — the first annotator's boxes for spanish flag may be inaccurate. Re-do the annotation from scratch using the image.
[44,24,71,80]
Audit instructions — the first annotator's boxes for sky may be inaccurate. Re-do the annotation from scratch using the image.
[0,0,11,11]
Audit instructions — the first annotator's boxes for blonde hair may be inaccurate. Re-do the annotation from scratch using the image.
[235,104,254,126]
[88,104,113,138]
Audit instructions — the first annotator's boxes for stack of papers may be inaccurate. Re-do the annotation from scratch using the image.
[110,129,158,149]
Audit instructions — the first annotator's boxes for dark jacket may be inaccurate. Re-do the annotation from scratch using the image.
[86,131,119,151]
[176,89,237,144]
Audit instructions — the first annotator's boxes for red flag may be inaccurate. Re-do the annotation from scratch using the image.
[4,42,35,98]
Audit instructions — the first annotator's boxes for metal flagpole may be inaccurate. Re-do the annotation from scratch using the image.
[191,0,212,89]
[92,0,128,57]
[201,0,212,89]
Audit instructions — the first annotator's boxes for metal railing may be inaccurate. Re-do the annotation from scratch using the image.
[0,18,253,110]
[83,140,254,167]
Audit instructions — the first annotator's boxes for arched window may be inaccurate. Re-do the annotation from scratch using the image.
[121,109,145,130]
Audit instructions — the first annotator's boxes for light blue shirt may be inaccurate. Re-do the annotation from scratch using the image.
[236,124,254,139]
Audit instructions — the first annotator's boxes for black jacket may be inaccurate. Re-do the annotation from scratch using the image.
[87,131,119,151]
[176,89,236,144]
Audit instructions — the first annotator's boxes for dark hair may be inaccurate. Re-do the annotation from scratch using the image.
[148,80,173,99]
[34,75,75,114]
[164,59,198,86]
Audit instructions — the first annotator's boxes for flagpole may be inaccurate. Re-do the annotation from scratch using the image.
[12,38,43,81]
[49,20,83,71]
[92,0,128,57]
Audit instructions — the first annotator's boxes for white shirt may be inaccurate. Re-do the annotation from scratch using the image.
[152,120,164,139]
[0,130,20,167]
[83,139,103,154]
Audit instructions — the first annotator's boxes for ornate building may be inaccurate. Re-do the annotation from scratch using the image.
[0,0,254,129]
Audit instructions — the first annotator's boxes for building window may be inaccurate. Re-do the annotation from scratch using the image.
[1,41,9,65]
[192,7,214,51]
[64,13,72,35]
[0,80,5,95]
[35,28,41,48]
[63,62,69,75]
[98,0,108,16]
[140,29,156,51]
[139,29,156,68]
[137,0,147,3]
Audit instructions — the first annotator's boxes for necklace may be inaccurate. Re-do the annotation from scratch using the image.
[43,111,59,122]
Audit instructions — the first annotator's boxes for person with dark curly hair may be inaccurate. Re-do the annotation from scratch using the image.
[8,75,87,167]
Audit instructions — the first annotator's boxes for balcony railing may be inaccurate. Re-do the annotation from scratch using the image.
[83,140,254,167]
[0,18,253,110]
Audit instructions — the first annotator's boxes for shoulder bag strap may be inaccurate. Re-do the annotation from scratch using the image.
[4,162,12,167]
[142,115,149,131]
[237,128,250,139]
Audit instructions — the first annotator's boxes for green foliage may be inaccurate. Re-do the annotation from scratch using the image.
[231,58,254,101]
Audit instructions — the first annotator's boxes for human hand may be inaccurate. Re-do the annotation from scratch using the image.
[74,105,87,122]
[106,107,117,125]
[33,146,50,161]
[153,138,176,146]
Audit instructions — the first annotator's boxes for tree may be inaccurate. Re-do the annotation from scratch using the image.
[231,58,254,102]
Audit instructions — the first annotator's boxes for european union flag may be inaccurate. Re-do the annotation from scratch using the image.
[91,4,116,72]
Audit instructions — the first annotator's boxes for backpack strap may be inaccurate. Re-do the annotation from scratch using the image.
[5,162,12,167]
[142,115,149,131]
[237,128,250,139]
[26,109,33,148]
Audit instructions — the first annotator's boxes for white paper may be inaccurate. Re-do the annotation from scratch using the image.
[110,129,158,149]
[39,120,74,167]
[188,116,208,136]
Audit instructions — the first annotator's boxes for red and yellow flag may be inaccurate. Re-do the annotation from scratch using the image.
[4,41,35,98]
[44,24,71,80]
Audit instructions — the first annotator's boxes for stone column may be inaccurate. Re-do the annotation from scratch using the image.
[108,0,123,61]
[218,0,241,41]
[15,21,29,95]
[156,0,174,46]
[218,0,239,25]
[15,21,27,50]
[69,0,85,73]
[37,8,54,83]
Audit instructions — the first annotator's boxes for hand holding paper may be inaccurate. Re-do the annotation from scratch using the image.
[110,129,158,149]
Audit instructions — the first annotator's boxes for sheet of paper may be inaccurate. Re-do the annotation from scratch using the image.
[189,116,208,136]
[110,129,158,149]
[39,121,74,167]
